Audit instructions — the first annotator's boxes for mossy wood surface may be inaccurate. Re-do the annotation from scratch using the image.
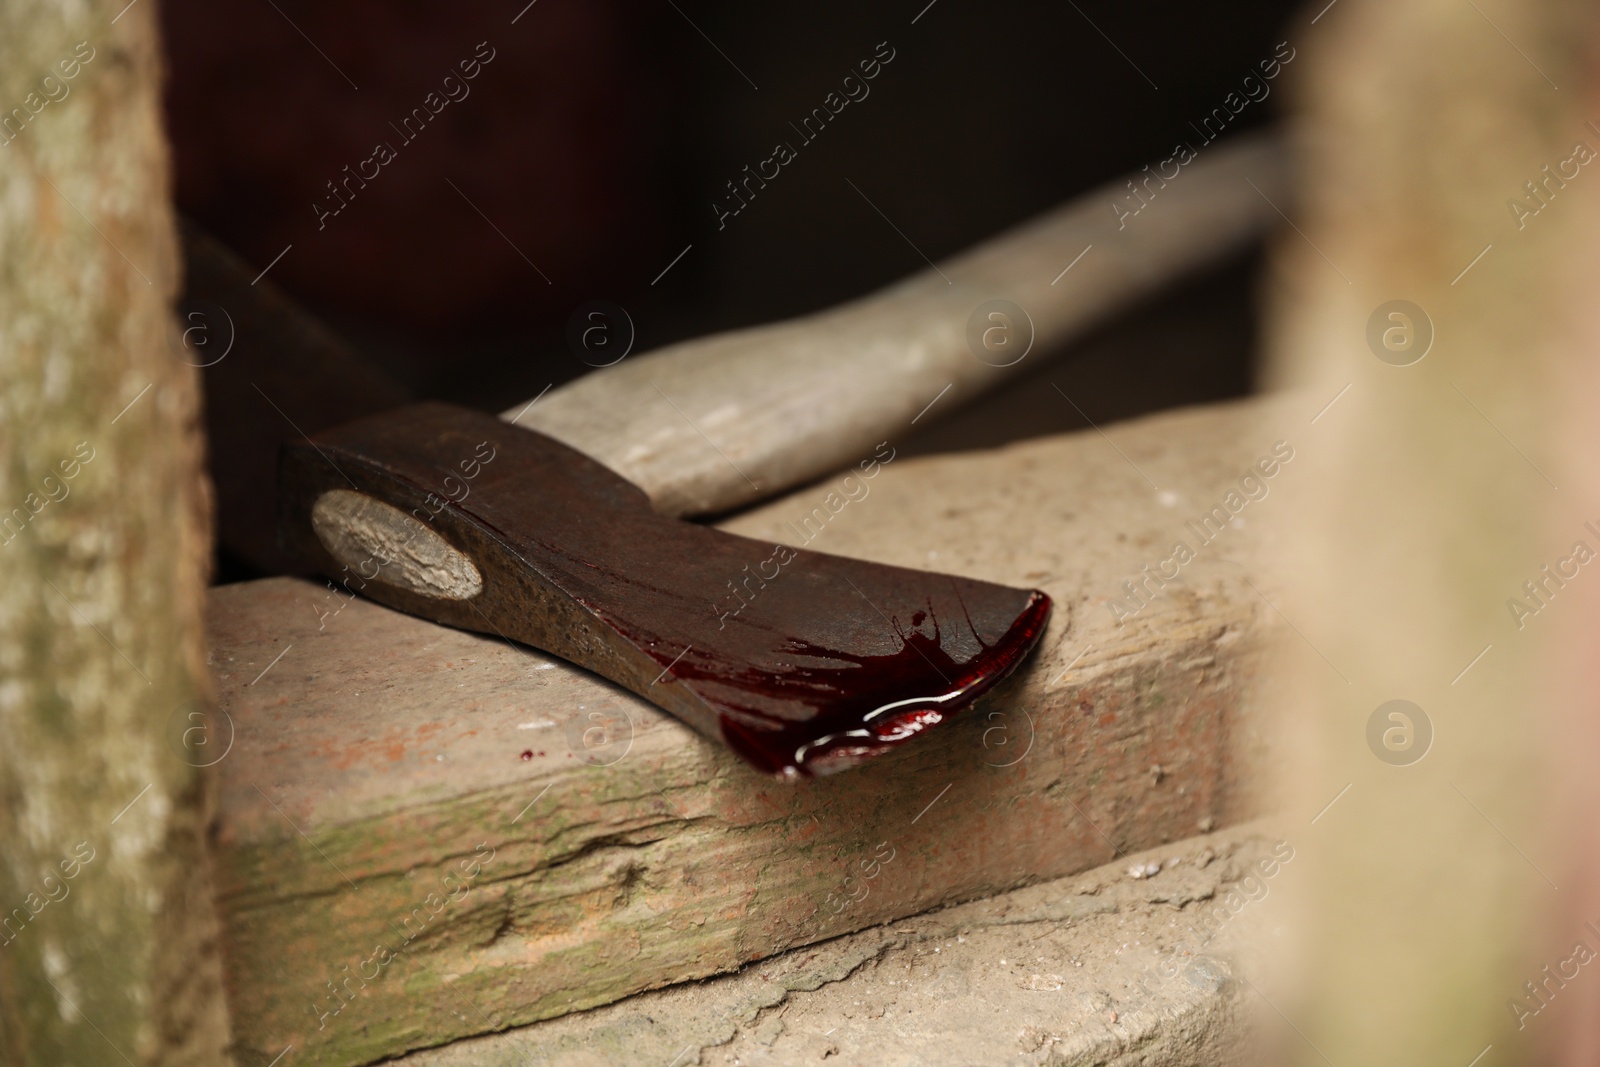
[213,398,1292,1065]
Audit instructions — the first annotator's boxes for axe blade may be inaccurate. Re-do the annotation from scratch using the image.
[279,403,1050,777]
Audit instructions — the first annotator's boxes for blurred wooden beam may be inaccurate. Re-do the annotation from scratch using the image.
[1259,1,1600,1063]
[0,2,232,1064]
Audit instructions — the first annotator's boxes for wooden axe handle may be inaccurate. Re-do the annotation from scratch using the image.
[504,131,1288,517]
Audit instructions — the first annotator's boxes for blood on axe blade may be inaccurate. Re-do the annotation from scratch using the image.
[279,403,1049,777]
[277,132,1287,776]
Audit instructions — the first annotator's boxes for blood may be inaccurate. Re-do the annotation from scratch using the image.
[677,591,1052,778]
[519,749,533,761]
[295,403,1055,782]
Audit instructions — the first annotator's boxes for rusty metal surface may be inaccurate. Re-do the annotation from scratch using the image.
[278,403,1049,776]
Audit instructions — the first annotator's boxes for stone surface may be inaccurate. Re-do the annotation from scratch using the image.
[386,824,1289,1067]
[209,395,1303,1065]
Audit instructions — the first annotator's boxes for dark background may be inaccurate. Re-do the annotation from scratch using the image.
[158,0,1302,581]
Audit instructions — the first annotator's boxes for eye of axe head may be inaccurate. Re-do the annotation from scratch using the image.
[277,403,1051,778]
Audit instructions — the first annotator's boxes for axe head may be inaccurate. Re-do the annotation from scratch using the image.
[278,403,1050,778]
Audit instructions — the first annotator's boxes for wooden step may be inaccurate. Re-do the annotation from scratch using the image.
[210,395,1295,1066]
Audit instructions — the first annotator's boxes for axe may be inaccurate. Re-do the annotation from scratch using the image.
[278,133,1285,778]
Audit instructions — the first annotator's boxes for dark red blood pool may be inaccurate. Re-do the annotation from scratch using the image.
[695,590,1052,777]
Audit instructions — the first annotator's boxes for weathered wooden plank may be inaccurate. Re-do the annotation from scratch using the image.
[211,395,1297,1066]
[387,822,1288,1067]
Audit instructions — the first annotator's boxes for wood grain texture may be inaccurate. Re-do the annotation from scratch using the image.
[211,395,1299,1066]
[0,2,232,1064]
[504,134,1287,517]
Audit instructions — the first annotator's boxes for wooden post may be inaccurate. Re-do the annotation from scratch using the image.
[1260,0,1600,1063]
[0,1,232,1063]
